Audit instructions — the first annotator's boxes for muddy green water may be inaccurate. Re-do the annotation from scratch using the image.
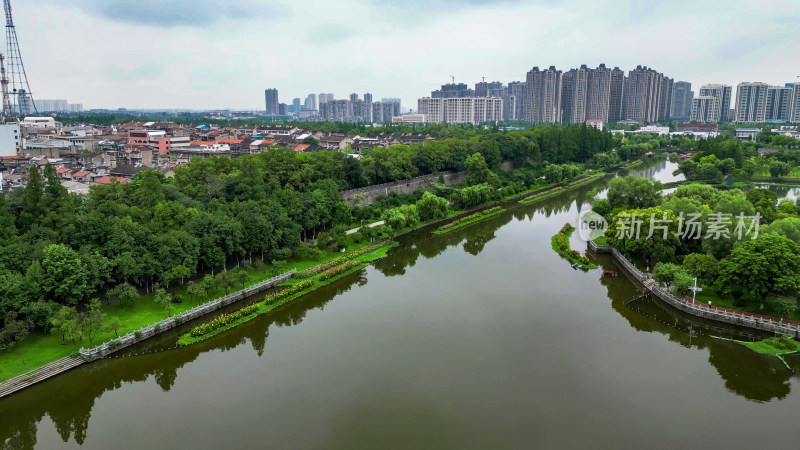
[2,160,799,449]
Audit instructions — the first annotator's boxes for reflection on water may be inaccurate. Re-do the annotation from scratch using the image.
[1,158,798,449]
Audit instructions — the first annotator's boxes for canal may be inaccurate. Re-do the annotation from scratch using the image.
[2,159,799,449]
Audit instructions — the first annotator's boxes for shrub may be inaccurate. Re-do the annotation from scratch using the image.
[134,330,143,339]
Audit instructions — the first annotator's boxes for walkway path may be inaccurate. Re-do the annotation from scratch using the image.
[346,220,384,235]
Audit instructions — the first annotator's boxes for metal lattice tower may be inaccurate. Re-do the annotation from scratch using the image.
[3,0,35,116]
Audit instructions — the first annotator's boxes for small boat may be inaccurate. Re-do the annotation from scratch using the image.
[602,270,616,276]
[571,263,579,269]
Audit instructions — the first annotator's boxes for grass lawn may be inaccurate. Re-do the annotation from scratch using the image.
[0,239,383,384]
[754,167,800,179]
[690,288,800,323]
[711,335,800,369]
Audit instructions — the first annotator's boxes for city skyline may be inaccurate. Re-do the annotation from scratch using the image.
[16,0,800,110]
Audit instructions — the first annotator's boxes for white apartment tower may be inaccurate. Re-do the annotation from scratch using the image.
[690,96,720,123]
[698,84,732,123]
[734,82,769,123]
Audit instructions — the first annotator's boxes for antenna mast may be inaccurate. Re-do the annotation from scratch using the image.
[4,0,36,115]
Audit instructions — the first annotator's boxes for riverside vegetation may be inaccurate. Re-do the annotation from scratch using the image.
[0,122,648,382]
[551,223,596,269]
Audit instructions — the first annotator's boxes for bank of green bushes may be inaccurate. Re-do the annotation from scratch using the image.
[434,206,504,234]
[551,223,597,269]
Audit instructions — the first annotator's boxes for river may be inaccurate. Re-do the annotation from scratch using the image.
[2,159,799,449]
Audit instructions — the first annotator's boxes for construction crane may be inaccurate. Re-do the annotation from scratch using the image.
[3,0,35,115]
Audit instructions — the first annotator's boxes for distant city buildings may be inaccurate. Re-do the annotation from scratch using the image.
[670,81,693,121]
[264,89,279,115]
[34,99,84,112]
[696,84,732,123]
[690,96,720,123]
[418,97,503,124]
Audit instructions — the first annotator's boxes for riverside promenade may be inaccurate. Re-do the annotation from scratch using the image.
[589,241,800,337]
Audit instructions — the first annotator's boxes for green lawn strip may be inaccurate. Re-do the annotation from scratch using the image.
[0,240,384,384]
[433,207,505,235]
[592,235,608,246]
[710,335,800,369]
[551,225,598,270]
[518,173,606,205]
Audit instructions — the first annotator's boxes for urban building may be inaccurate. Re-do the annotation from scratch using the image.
[670,81,693,121]
[305,94,317,111]
[790,83,800,123]
[364,93,373,103]
[418,97,502,124]
[431,84,474,98]
[265,89,279,115]
[623,66,672,123]
[608,67,625,123]
[508,81,527,121]
[734,82,769,123]
[690,96,720,123]
[525,66,562,123]
[0,121,21,156]
[698,84,732,122]
[765,85,792,121]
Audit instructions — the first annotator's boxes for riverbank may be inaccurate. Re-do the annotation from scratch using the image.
[589,241,800,337]
[551,224,597,269]
[178,242,396,345]
[711,335,800,369]
[433,207,505,234]
[519,172,607,205]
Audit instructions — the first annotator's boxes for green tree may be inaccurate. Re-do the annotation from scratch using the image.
[416,192,449,222]
[465,152,498,186]
[719,234,800,311]
[106,316,124,337]
[109,282,138,306]
[605,208,681,270]
[771,297,798,320]
[0,311,30,350]
[187,281,207,302]
[607,176,662,210]
[652,263,685,289]
[763,217,800,245]
[154,288,173,316]
[202,275,217,296]
[18,165,44,231]
[81,299,106,343]
[681,253,719,283]
[50,306,78,343]
[41,244,89,305]
[135,170,166,210]
[0,192,17,240]
[769,161,791,179]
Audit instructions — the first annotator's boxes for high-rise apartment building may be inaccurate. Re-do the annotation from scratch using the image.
[292,98,302,115]
[790,83,800,123]
[432,84,474,98]
[364,93,373,103]
[585,64,613,123]
[507,82,527,122]
[306,94,317,111]
[623,66,672,123]
[349,93,359,103]
[418,97,502,124]
[608,67,625,122]
[690,96,720,123]
[698,84,732,122]
[734,82,769,123]
[670,81,693,121]
[765,85,792,121]
[525,66,562,123]
[560,70,576,123]
[265,88,279,115]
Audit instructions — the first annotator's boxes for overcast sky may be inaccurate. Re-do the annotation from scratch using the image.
[14,0,800,110]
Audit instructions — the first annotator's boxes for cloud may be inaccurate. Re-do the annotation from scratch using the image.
[39,0,286,27]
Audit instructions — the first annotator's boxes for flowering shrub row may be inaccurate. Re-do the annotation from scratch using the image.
[264,279,315,305]
[189,303,261,338]
[319,261,362,281]
[553,223,591,266]
[303,241,389,276]
[438,207,503,232]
